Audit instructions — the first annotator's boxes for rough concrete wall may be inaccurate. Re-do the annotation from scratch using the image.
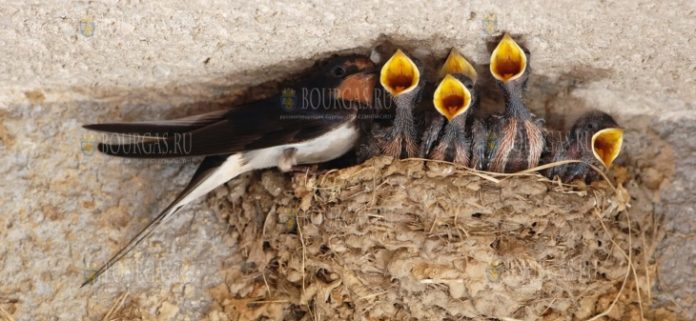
[0,0,694,320]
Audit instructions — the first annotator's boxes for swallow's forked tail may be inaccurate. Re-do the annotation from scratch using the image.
[81,154,247,287]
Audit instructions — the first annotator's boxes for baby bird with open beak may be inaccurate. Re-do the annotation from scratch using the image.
[420,49,479,164]
[542,111,624,182]
[485,33,545,173]
[378,49,425,158]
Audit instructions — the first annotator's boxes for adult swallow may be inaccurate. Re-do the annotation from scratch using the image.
[378,49,424,158]
[420,49,478,164]
[485,33,545,173]
[81,54,377,286]
[542,111,624,182]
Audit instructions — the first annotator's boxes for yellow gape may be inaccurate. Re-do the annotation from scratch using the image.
[440,49,478,82]
[592,128,624,168]
[380,49,420,96]
[433,74,472,121]
[490,33,527,82]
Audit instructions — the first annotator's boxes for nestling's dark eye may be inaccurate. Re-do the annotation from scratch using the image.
[586,122,597,130]
[331,65,346,77]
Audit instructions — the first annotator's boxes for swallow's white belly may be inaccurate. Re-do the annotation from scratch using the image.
[243,122,359,170]
[173,122,358,209]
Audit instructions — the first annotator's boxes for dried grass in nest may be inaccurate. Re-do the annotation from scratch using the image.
[202,156,669,321]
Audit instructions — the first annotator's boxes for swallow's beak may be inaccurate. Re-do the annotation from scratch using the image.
[440,49,477,82]
[592,128,624,168]
[380,49,420,97]
[432,74,472,121]
[490,33,527,83]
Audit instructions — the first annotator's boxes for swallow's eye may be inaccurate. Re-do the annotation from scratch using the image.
[331,66,346,78]
[586,122,597,131]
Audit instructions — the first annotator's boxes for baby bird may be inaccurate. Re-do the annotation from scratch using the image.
[378,49,425,158]
[420,49,478,164]
[485,33,545,173]
[542,111,624,182]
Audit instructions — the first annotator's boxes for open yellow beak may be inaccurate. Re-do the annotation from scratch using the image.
[592,128,624,168]
[380,49,420,96]
[432,74,472,121]
[439,49,478,82]
[490,33,527,83]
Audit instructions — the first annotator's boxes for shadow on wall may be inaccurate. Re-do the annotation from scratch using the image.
[80,34,614,127]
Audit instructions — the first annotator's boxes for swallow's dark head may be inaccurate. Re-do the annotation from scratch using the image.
[379,49,424,100]
[569,111,624,168]
[303,54,377,106]
[490,33,530,91]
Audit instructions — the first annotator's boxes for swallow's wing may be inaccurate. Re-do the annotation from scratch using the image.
[87,97,358,158]
[82,154,243,287]
[83,109,229,136]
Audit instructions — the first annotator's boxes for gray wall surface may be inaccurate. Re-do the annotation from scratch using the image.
[0,1,694,320]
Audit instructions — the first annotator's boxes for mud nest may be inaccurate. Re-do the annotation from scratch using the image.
[202,156,667,321]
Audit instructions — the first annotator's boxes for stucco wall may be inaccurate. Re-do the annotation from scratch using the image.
[0,1,694,320]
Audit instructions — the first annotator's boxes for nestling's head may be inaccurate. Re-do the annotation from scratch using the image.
[432,49,478,121]
[489,33,531,90]
[569,111,624,168]
[379,49,424,101]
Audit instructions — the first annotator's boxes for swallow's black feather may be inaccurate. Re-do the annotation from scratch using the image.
[82,109,228,135]
[95,97,360,158]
